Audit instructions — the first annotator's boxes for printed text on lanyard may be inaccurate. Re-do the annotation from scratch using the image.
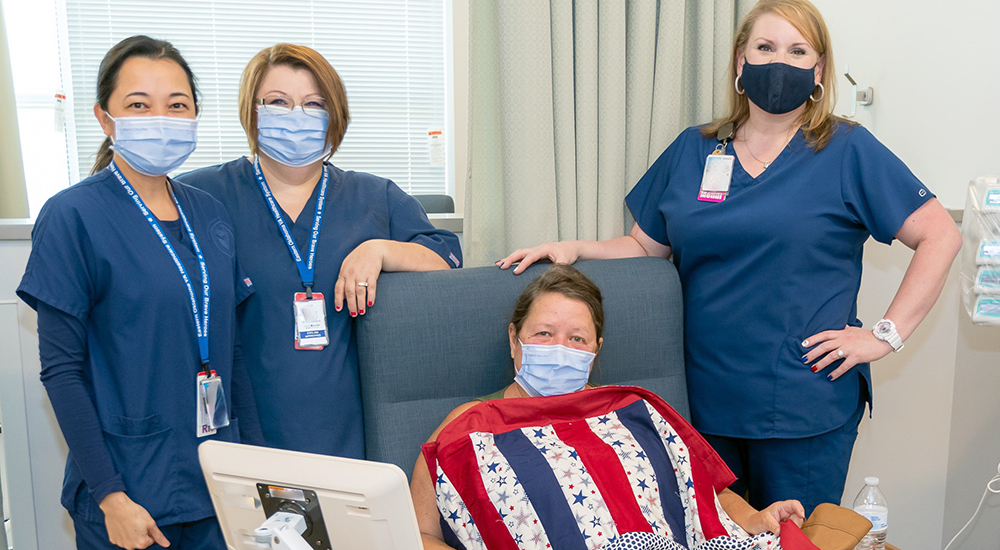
[109,161,212,370]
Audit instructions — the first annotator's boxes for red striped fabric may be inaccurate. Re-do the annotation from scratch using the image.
[430,435,521,550]
[689,446,731,539]
[553,421,652,534]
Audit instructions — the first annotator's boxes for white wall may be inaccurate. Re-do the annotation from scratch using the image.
[944,319,1000,550]
[846,242,960,549]
[0,240,76,550]
[812,0,1000,210]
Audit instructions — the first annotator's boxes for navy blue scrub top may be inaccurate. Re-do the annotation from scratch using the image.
[177,158,462,458]
[17,169,254,524]
[626,123,932,439]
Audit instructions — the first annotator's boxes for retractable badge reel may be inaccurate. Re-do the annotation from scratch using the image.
[698,122,735,202]
[294,286,330,350]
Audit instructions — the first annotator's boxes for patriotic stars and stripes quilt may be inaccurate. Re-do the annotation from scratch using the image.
[421,386,819,550]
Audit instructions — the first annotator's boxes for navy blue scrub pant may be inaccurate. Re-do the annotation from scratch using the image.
[703,391,867,518]
[71,514,225,550]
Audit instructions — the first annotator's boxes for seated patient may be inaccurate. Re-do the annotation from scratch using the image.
[411,264,808,550]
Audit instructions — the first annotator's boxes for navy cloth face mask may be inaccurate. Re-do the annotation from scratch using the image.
[109,115,198,176]
[740,60,817,115]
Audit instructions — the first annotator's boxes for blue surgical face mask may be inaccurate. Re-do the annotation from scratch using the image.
[514,340,596,397]
[740,61,818,115]
[108,114,198,176]
[257,105,331,168]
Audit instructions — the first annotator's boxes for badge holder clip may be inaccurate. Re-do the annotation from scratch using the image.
[698,122,735,202]
[197,366,230,438]
[294,286,329,350]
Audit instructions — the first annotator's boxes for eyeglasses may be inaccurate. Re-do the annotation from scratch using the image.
[257,94,328,118]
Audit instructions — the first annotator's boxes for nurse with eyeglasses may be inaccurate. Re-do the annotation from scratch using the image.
[177,43,462,460]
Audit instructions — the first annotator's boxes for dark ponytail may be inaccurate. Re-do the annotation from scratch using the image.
[90,35,198,175]
[92,136,114,177]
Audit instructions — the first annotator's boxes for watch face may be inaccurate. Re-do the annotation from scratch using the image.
[874,320,892,337]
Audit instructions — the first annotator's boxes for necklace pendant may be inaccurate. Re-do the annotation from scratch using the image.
[763,161,771,169]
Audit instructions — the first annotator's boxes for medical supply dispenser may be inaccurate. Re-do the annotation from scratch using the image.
[961,177,1000,325]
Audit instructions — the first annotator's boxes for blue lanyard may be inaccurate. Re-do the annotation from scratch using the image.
[253,157,328,298]
[110,161,211,369]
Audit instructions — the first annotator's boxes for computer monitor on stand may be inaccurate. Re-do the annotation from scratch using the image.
[199,441,423,550]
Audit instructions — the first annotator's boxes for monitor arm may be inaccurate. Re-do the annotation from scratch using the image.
[254,511,313,550]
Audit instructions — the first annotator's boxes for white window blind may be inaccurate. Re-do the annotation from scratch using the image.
[61,0,447,194]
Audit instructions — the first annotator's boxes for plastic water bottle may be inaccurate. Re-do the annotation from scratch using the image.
[853,476,888,550]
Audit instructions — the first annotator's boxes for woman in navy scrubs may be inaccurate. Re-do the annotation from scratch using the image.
[498,0,961,515]
[177,44,462,459]
[18,36,254,549]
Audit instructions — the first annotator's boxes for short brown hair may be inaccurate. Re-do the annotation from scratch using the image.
[238,44,350,160]
[702,0,853,151]
[510,264,605,341]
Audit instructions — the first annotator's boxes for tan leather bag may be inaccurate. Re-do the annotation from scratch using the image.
[800,503,868,550]
[797,503,901,550]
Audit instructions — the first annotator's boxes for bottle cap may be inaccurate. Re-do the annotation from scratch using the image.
[865,476,879,485]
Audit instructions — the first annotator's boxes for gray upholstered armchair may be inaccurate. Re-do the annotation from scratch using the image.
[355,257,686,475]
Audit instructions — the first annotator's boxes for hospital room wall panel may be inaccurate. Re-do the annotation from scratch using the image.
[847,241,962,550]
[943,320,1000,550]
[811,0,1000,211]
[0,239,76,550]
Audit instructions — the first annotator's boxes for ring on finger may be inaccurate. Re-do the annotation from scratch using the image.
[836,348,844,358]
[357,281,369,287]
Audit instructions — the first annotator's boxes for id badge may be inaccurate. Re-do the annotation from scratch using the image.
[294,292,329,350]
[196,371,230,437]
[698,153,734,202]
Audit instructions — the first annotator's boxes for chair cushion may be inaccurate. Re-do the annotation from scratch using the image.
[356,257,686,474]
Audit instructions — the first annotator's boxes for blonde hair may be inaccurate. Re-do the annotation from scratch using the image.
[702,0,853,151]
[238,44,350,160]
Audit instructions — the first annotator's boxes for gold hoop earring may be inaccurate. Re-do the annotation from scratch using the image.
[735,74,745,95]
[810,82,825,102]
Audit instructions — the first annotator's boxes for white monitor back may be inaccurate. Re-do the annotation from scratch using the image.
[199,441,422,550]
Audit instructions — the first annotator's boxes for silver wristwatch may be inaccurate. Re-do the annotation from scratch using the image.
[872,318,904,352]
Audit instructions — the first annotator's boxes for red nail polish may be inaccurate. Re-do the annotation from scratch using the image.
[811,366,818,372]
[368,301,373,307]
[359,309,365,314]
[335,306,341,311]
[350,311,357,317]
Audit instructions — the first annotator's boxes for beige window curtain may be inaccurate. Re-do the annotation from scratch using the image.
[463,0,754,267]
[0,2,29,219]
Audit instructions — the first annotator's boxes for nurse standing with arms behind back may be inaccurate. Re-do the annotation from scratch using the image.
[178,44,462,459]
[498,0,961,516]
[18,36,255,549]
